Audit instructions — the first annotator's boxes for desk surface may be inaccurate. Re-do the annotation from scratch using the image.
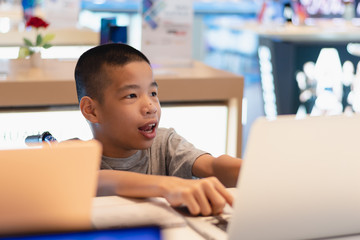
[0,59,242,105]
[92,194,360,240]
[237,19,360,42]
[91,195,216,240]
[0,28,99,46]
[0,59,243,157]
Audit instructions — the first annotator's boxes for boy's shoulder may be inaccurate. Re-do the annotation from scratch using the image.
[157,127,174,134]
[156,127,176,139]
[153,127,182,147]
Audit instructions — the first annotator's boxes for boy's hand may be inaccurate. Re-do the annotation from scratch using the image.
[160,176,233,216]
[98,170,233,216]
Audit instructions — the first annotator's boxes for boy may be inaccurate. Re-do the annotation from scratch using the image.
[74,43,242,216]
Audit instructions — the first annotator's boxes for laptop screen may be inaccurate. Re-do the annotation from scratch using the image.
[0,140,102,236]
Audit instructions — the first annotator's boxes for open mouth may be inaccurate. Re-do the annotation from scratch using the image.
[138,123,156,133]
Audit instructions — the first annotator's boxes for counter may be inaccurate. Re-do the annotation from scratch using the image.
[0,59,244,157]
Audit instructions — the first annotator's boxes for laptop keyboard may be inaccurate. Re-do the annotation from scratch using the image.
[213,215,230,231]
[201,214,231,232]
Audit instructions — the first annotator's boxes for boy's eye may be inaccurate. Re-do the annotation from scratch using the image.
[151,91,158,97]
[126,93,137,99]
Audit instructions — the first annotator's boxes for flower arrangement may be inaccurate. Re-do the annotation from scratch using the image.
[18,16,55,58]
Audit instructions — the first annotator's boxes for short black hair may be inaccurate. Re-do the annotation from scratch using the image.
[74,43,150,103]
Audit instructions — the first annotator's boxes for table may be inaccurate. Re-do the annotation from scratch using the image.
[0,59,244,157]
[0,28,99,46]
[91,195,205,240]
[91,193,360,240]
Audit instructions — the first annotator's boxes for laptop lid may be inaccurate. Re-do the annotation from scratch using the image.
[228,114,360,240]
[0,140,102,236]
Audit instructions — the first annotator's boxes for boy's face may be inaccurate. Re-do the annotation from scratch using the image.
[93,61,161,158]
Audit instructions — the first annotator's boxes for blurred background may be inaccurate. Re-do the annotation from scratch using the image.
[1,0,360,157]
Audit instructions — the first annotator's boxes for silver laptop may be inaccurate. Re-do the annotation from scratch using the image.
[0,140,102,236]
[185,114,360,240]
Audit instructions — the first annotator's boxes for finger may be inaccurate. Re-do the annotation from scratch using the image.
[181,190,201,215]
[203,183,227,215]
[193,186,212,216]
[210,177,234,206]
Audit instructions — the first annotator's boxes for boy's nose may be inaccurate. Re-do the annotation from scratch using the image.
[142,101,157,115]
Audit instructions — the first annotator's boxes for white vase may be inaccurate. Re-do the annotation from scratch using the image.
[30,51,42,68]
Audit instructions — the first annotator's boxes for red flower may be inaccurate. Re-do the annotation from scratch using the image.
[26,16,49,29]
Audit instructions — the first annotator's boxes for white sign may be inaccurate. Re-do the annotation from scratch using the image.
[141,0,193,67]
[43,0,80,28]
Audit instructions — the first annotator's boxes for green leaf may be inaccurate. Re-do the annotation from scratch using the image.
[36,34,43,46]
[23,38,33,47]
[18,47,30,58]
[43,33,55,43]
[43,43,52,49]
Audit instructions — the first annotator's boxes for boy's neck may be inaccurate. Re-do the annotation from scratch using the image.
[102,149,139,159]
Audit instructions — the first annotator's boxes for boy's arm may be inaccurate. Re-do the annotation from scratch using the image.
[192,154,242,188]
[97,169,233,216]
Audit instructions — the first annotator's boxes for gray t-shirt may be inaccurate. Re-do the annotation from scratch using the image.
[100,128,208,179]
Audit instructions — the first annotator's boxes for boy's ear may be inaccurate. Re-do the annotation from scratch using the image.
[79,96,100,123]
